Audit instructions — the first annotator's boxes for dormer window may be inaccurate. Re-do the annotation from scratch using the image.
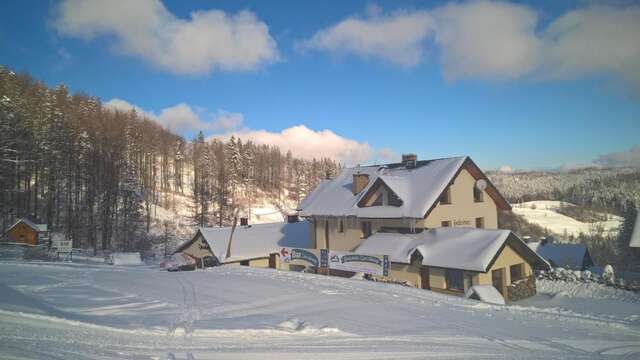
[439,187,451,205]
[358,180,403,208]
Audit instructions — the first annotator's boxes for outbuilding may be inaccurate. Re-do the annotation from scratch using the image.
[527,240,594,270]
[355,227,550,301]
[5,218,48,246]
[174,220,312,269]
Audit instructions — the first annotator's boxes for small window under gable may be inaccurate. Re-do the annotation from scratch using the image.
[359,180,403,208]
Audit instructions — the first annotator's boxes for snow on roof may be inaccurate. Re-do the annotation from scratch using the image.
[465,285,505,305]
[197,221,312,263]
[527,242,589,269]
[8,218,47,232]
[298,156,507,219]
[630,213,640,248]
[355,227,546,272]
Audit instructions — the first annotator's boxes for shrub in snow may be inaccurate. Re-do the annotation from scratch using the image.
[602,265,615,283]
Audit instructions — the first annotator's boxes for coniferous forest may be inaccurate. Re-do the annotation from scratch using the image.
[0,67,339,252]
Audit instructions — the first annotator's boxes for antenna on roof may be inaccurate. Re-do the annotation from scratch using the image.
[475,179,487,191]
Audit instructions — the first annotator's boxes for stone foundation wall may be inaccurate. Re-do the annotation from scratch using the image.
[507,275,536,301]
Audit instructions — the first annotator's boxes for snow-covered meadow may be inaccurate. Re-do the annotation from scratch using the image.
[1,260,639,359]
[512,200,622,237]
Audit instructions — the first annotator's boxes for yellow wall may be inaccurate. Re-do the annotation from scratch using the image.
[312,169,499,251]
[423,169,498,229]
[8,222,38,245]
[181,234,215,259]
[225,255,279,269]
[477,242,532,299]
[389,260,422,287]
[249,257,270,268]
[429,267,447,289]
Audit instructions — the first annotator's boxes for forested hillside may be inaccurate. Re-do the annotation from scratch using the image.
[488,168,640,215]
[0,67,338,252]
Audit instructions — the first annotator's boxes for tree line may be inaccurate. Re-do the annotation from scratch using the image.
[0,66,339,252]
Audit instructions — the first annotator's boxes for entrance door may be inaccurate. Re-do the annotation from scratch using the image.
[492,268,505,296]
[420,267,430,289]
[268,253,277,269]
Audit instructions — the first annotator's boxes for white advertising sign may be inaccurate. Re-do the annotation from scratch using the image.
[55,239,72,253]
[280,247,323,268]
[328,250,389,276]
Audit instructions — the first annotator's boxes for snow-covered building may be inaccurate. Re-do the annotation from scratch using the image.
[298,154,549,300]
[527,240,594,270]
[298,155,511,251]
[4,218,48,246]
[174,220,311,269]
[355,228,548,300]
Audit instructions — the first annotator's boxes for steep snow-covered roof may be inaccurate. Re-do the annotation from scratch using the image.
[355,228,549,272]
[527,242,590,269]
[630,213,640,248]
[298,156,509,219]
[196,221,312,263]
[8,218,47,232]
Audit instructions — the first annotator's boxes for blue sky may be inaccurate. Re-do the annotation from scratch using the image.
[1,0,639,170]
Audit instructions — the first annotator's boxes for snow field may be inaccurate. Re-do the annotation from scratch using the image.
[0,261,639,359]
[512,200,622,237]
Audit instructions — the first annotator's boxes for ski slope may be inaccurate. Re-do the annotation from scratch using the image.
[1,261,639,359]
[512,201,622,237]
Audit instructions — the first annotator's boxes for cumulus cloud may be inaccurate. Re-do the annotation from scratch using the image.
[498,165,514,173]
[540,5,640,89]
[53,0,279,74]
[297,8,434,66]
[300,1,640,89]
[376,148,398,162]
[212,125,374,165]
[595,145,640,168]
[104,98,244,133]
[432,1,542,80]
[105,99,375,164]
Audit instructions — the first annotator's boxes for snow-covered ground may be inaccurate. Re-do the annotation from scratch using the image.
[1,261,639,359]
[512,200,622,237]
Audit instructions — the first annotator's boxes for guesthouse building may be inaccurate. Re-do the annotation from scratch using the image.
[297,155,550,300]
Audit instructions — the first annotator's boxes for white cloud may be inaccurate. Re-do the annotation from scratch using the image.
[498,165,514,173]
[54,0,279,74]
[297,9,434,66]
[595,145,640,168]
[300,2,640,89]
[432,1,542,80]
[212,111,244,132]
[104,98,153,118]
[104,99,375,164]
[103,98,244,133]
[213,125,374,165]
[376,148,397,162]
[541,5,640,88]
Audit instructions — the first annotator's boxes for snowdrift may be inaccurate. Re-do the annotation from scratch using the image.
[108,252,142,266]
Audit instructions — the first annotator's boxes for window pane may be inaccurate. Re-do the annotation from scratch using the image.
[446,269,464,291]
[510,264,524,283]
